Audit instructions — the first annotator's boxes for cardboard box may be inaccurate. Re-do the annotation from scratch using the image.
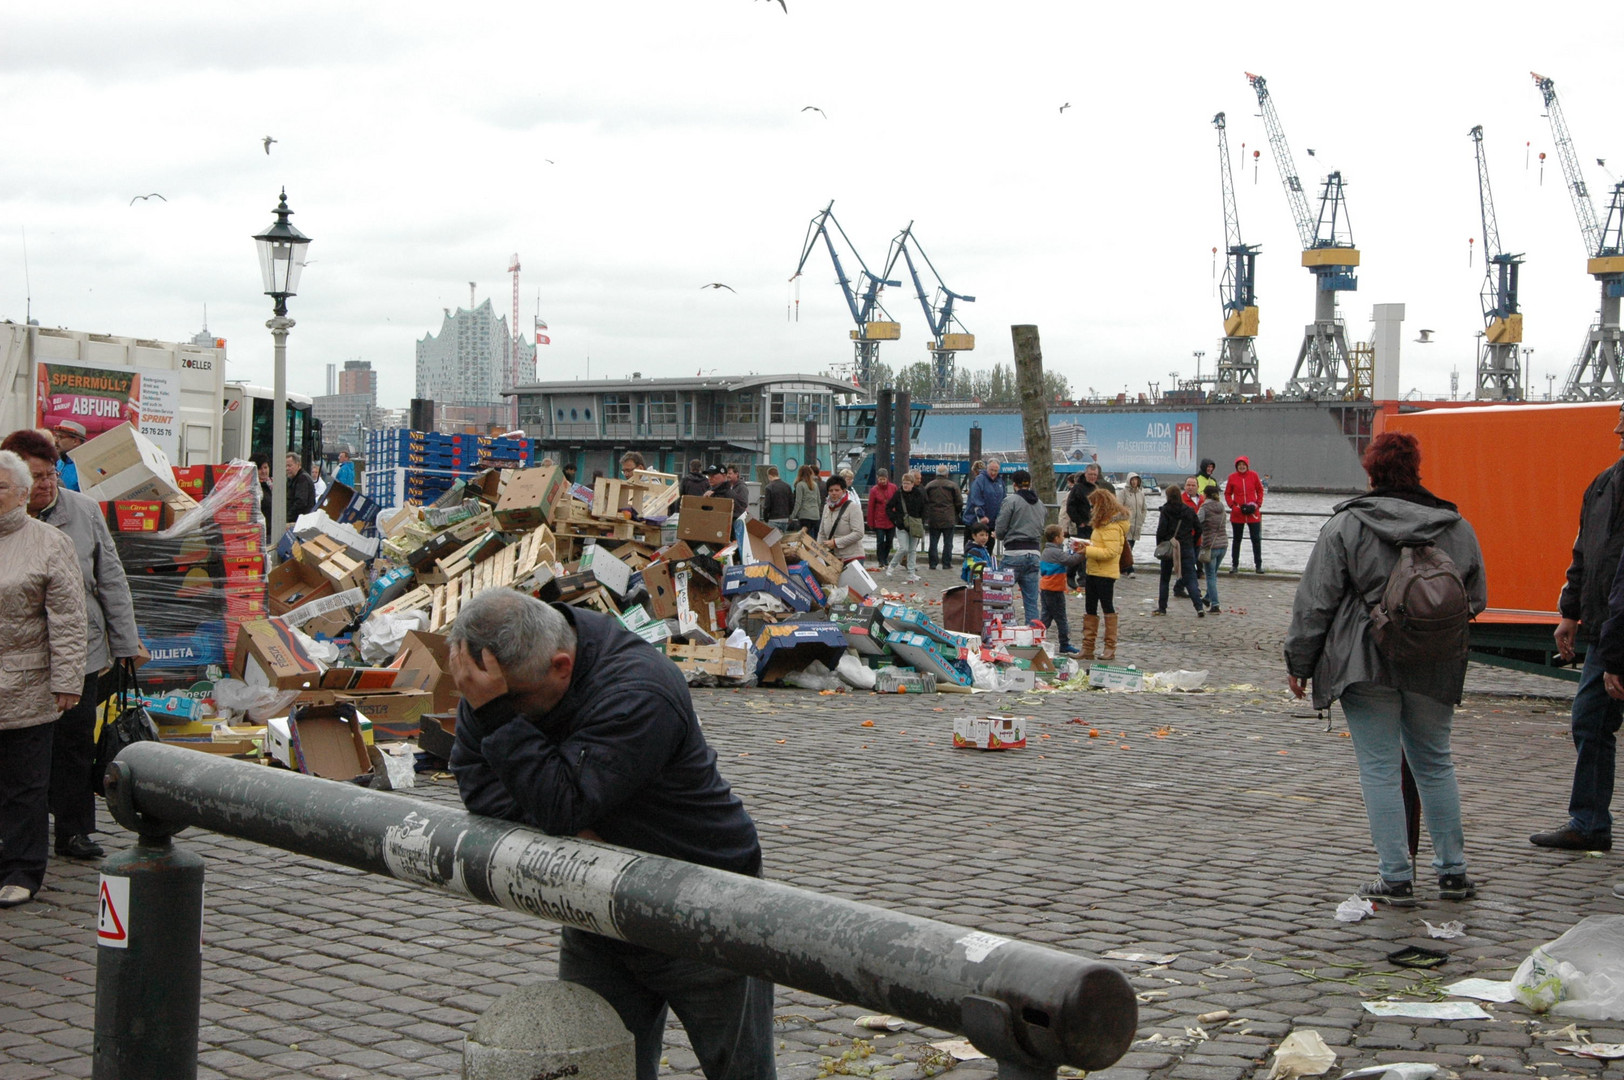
[292,511,381,560]
[1088,662,1145,691]
[676,496,734,546]
[495,465,568,530]
[578,544,633,599]
[109,500,168,533]
[664,642,749,680]
[72,423,198,511]
[391,631,458,713]
[886,630,974,687]
[840,561,878,598]
[721,563,814,612]
[740,519,788,573]
[790,538,844,586]
[268,703,372,779]
[232,618,323,690]
[418,713,457,761]
[752,622,848,684]
[952,714,1028,750]
[617,605,674,647]
[268,558,335,615]
[1008,646,1057,675]
[341,688,432,742]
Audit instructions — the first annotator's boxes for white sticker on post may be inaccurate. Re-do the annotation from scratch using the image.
[98,875,130,948]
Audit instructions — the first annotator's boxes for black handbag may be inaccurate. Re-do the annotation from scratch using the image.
[93,660,159,795]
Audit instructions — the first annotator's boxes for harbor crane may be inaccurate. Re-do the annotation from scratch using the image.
[1469,126,1525,400]
[1246,72,1360,399]
[791,200,900,393]
[1531,73,1624,400]
[882,223,976,400]
[1212,112,1262,398]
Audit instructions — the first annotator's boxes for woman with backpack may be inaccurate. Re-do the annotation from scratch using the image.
[1284,432,1487,907]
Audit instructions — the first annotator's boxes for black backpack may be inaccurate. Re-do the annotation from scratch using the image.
[1369,542,1472,665]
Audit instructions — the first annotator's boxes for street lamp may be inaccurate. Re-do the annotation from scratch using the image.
[252,188,312,547]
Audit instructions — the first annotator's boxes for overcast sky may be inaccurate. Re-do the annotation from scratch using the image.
[3,2,1620,409]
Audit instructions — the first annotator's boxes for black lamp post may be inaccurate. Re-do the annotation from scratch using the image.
[252,188,311,545]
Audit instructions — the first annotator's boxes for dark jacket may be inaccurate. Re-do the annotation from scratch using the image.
[1065,476,1115,539]
[885,484,927,527]
[287,469,316,519]
[1561,458,1624,644]
[1284,488,1487,710]
[966,471,1006,527]
[923,476,963,529]
[679,471,711,499]
[450,606,761,876]
[1155,497,1199,550]
[723,479,749,519]
[761,478,795,522]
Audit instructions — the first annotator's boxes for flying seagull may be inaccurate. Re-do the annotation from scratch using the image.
[1059,103,1071,113]
[129,193,167,204]
[1306,148,1316,156]
[801,106,826,119]
[1415,329,1435,343]
[262,136,277,155]
[701,283,736,292]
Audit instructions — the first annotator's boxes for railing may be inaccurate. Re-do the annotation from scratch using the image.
[95,744,1136,1080]
[544,422,761,443]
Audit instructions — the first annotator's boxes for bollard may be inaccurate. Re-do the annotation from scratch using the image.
[463,982,635,1080]
[91,796,204,1080]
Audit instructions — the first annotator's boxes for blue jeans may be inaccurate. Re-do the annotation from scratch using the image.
[1568,649,1624,836]
[1158,544,1203,613]
[559,927,777,1080]
[1203,546,1226,609]
[1002,550,1041,625]
[1340,682,1467,881]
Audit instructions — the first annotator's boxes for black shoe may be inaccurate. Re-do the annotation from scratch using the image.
[1438,874,1477,901]
[1357,876,1416,907]
[56,835,105,859]
[1208,605,1222,616]
[1196,607,1206,617]
[1530,825,1612,852]
[1227,566,1237,575]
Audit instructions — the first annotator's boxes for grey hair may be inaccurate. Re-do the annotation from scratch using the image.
[935,464,949,476]
[0,449,31,491]
[449,591,576,684]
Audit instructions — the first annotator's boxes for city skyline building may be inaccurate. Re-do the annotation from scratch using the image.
[415,298,535,432]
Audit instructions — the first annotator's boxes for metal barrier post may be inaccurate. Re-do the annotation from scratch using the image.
[93,764,204,1080]
[106,744,1136,1074]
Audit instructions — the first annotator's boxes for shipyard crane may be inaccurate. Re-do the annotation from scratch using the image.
[1469,126,1525,400]
[791,200,900,392]
[507,253,522,428]
[1531,73,1624,400]
[1212,112,1261,399]
[1246,72,1360,399]
[882,223,975,399]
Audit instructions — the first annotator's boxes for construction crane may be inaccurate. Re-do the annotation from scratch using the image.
[1531,73,1624,400]
[1246,72,1360,399]
[1212,112,1261,399]
[1469,126,1525,400]
[791,200,900,392]
[882,223,975,400]
[507,253,521,428]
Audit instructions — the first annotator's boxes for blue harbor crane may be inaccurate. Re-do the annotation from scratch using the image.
[1469,125,1526,400]
[1531,72,1624,400]
[882,223,976,400]
[1212,112,1261,399]
[1246,72,1360,399]
[791,200,900,393]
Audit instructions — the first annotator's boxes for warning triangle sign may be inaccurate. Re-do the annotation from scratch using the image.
[98,877,128,948]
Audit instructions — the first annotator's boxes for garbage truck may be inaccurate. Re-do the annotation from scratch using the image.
[0,320,321,467]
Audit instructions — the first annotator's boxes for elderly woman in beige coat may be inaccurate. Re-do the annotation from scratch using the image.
[0,450,88,909]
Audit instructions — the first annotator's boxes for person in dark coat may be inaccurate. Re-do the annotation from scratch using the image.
[1064,463,1114,586]
[1154,484,1204,616]
[448,591,773,1080]
[759,466,795,530]
[923,464,963,569]
[285,452,316,520]
[679,459,710,499]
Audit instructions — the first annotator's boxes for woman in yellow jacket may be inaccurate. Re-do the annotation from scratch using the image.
[1081,488,1130,660]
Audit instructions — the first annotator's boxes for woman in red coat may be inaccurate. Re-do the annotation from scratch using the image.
[1224,455,1266,573]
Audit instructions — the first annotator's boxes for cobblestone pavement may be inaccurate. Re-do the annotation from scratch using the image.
[0,562,1606,1080]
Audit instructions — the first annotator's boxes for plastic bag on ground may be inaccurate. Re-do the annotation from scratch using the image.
[290,625,341,667]
[1513,914,1624,1018]
[212,678,301,723]
[723,629,759,687]
[355,610,429,665]
[836,653,876,690]
[783,660,844,691]
[1149,669,1209,692]
[965,653,1003,691]
[1264,1030,1335,1080]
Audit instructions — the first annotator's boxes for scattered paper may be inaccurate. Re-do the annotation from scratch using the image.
[1105,949,1179,965]
[1340,1064,1440,1080]
[1336,896,1376,922]
[1198,1010,1232,1025]
[1553,1043,1624,1060]
[1424,920,1467,939]
[855,1015,905,1032]
[1444,978,1517,1003]
[929,1038,988,1062]
[1266,1030,1336,1080]
[1362,1001,1491,1020]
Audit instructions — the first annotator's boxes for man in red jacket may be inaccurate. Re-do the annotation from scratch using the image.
[1224,455,1265,573]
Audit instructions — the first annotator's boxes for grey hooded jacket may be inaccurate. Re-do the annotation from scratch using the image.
[1284,490,1487,710]
[39,487,142,673]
